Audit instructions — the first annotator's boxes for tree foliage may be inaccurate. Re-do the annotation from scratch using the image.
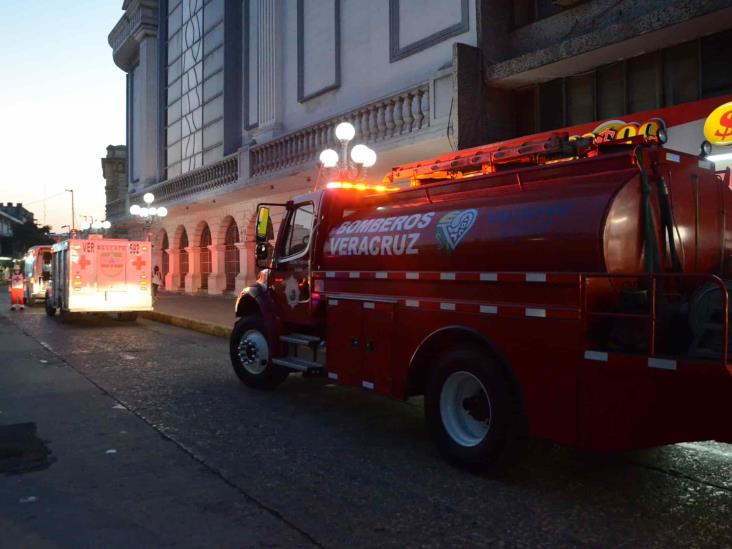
[1,220,55,258]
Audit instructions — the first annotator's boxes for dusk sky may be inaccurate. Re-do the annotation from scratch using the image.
[0,1,126,230]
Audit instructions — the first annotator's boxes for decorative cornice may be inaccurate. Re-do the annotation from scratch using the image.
[109,0,159,72]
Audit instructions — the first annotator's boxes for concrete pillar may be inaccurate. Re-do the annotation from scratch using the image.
[234,242,250,294]
[167,249,181,290]
[184,246,202,294]
[135,35,160,188]
[207,244,227,295]
[251,0,282,140]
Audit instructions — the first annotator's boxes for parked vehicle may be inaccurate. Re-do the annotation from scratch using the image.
[230,126,732,470]
[45,235,152,320]
[23,245,52,304]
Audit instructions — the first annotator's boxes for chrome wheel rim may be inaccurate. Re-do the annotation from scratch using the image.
[439,371,492,447]
[238,329,269,375]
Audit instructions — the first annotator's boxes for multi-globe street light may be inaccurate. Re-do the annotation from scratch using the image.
[319,122,377,185]
[129,192,168,240]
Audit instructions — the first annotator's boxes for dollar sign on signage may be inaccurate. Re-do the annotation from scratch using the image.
[714,110,732,141]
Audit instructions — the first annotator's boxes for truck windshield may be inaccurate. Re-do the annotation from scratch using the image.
[280,203,314,259]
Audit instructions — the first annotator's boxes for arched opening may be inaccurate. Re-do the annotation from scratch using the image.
[160,231,169,280]
[224,220,239,292]
[179,228,189,289]
[200,224,211,290]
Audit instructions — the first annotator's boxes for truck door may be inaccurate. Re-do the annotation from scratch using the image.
[270,201,315,326]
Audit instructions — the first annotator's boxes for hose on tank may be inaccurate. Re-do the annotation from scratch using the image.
[656,175,683,273]
[636,148,660,274]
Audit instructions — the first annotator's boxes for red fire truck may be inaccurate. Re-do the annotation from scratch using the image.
[230,126,732,469]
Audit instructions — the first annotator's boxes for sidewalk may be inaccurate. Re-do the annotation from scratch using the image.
[142,291,236,338]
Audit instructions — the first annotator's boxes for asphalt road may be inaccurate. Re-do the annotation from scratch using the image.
[1,295,731,548]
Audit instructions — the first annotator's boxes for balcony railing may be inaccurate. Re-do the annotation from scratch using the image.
[250,83,431,178]
[130,154,239,207]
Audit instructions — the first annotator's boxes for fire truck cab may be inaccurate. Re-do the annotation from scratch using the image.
[45,235,153,320]
[231,130,732,470]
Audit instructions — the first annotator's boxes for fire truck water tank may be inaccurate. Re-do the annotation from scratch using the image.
[322,150,731,277]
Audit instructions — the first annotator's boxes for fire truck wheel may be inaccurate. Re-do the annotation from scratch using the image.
[425,346,523,471]
[230,316,289,390]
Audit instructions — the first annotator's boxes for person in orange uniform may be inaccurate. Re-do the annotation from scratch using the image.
[9,264,25,311]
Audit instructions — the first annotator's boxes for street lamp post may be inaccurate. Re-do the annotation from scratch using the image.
[318,122,377,186]
[129,192,168,240]
[64,188,76,230]
[80,218,112,235]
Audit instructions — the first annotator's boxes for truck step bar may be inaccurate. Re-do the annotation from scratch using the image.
[279,333,322,347]
[272,356,324,373]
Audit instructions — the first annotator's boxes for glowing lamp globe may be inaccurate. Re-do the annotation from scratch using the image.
[143,192,155,204]
[148,207,158,216]
[319,148,339,168]
[350,144,369,165]
[81,221,91,230]
[91,220,102,230]
[361,147,377,168]
[335,122,355,142]
[157,206,168,217]
[139,207,149,217]
[102,221,112,229]
[130,204,141,216]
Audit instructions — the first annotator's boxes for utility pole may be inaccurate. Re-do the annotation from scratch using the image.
[64,188,75,230]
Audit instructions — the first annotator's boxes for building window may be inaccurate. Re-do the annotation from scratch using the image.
[513,29,731,135]
[166,0,226,178]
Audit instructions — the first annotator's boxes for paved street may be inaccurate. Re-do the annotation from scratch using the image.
[1,294,731,548]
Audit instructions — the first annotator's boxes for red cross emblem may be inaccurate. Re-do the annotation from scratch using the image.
[132,256,146,271]
[78,255,91,270]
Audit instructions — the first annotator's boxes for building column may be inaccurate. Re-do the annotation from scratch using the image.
[207,244,227,295]
[251,0,283,140]
[167,248,181,290]
[184,246,202,293]
[234,242,251,294]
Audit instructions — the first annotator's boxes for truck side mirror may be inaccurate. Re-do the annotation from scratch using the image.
[256,207,273,243]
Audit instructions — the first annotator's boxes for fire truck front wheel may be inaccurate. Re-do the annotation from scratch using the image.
[425,346,524,471]
[230,316,288,390]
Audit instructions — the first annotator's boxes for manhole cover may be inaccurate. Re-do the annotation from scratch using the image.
[0,423,53,474]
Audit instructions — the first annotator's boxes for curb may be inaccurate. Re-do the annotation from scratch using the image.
[141,310,230,338]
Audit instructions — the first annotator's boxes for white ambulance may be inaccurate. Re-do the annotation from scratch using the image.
[45,235,153,320]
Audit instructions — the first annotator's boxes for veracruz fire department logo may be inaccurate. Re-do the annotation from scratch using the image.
[436,209,478,255]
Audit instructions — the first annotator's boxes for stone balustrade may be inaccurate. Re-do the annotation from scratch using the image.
[129,154,239,207]
[250,83,431,178]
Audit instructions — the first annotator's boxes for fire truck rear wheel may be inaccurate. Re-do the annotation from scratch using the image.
[230,315,288,390]
[425,346,523,471]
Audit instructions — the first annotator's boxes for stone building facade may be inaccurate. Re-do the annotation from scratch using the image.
[101,145,128,225]
[108,0,732,295]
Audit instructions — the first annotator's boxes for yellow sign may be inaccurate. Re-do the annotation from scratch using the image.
[704,102,732,146]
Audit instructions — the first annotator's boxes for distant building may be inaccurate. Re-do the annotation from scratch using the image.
[0,209,24,257]
[107,0,732,295]
[0,203,33,224]
[101,145,128,226]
